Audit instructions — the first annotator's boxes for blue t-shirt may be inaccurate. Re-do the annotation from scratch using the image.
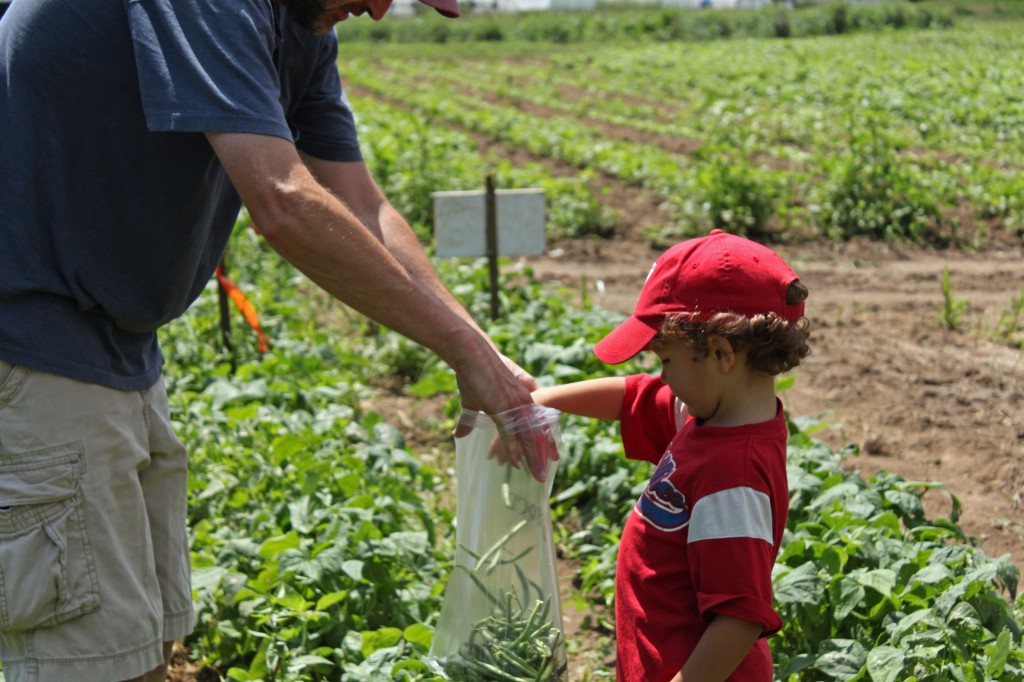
[0,0,362,390]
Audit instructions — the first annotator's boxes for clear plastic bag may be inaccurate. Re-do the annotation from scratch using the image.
[428,405,568,682]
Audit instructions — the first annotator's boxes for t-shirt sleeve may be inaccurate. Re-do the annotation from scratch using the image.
[620,373,687,464]
[289,35,362,162]
[126,0,291,139]
[688,485,783,636]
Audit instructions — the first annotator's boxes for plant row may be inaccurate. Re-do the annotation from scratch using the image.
[339,20,1024,246]
[335,2,952,45]
[353,95,617,241]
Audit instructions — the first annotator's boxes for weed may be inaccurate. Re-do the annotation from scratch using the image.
[992,289,1024,348]
[939,265,970,331]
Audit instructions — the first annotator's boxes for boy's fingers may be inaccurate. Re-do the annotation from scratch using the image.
[458,404,560,482]
[502,427,558,482]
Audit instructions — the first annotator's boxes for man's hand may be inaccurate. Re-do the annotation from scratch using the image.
[451,350,558,482]
[499,353,538,392]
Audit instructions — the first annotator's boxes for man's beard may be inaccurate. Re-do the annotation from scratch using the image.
[283,0,332,35]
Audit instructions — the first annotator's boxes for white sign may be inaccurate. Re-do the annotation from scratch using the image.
[432,188,546,258]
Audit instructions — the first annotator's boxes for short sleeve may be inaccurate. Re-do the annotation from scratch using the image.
[690,535,783,636]
[687,465,784,636]
[126,0,292,139]
[286,33,362,162]
[620,373,687,464]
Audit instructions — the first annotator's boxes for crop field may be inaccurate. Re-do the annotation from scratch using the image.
[338,8,1023,250]
[21,3,1020,682]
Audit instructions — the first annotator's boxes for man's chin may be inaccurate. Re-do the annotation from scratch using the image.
[310,18,342,35]
[283,0,332,34]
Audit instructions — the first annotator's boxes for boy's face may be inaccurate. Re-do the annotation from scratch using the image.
[653,339,724,422]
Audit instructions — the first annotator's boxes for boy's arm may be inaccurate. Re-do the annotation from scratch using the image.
[669,616,762,682]
[532,377,627,421]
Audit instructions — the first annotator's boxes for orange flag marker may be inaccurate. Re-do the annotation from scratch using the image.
[215,266,270,353]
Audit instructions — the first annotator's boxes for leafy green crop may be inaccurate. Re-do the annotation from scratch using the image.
[341,16,1024,247]
[775,424,1024,680]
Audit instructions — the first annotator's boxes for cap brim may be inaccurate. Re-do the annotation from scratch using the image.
[418,0,460,17]
[594,316,659,365]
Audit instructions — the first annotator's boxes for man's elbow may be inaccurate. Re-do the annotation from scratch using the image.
[245,181,309,243]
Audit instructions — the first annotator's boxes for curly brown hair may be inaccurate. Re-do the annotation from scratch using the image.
[651,281,811,375]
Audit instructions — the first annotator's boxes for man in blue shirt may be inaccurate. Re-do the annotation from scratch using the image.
[0,2,549,681]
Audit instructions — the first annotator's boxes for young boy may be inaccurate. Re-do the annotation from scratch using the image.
[533,229,810,681]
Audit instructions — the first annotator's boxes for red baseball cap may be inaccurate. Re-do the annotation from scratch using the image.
[357,0,459,19]
[418,0,460,17]
[594,230,805,364]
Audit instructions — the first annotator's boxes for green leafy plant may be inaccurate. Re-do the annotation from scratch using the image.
[695,154,777,238]
[819,118,941,242]
[992,289,1024,348]
[939,264,970,331]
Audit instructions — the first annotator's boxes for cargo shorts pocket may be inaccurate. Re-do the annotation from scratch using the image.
[0,443,100,632]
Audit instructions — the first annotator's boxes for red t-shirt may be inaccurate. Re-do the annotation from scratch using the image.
[615,374,789,682]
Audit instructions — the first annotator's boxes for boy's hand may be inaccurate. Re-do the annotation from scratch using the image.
[456,404,560,482]
[490,403,560,482]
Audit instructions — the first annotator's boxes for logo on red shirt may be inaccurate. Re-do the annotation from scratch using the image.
[635,451,690,532]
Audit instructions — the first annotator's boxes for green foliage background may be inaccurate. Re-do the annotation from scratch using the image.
[340,2,1024,249]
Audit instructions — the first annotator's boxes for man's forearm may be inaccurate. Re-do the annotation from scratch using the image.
[301,151,491,347]
[373,201,492,340]
[208,133,554,464]
[212,133,489,370]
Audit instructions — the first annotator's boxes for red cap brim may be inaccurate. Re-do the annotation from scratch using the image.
[418,0,460,17]
[594,316,659,365]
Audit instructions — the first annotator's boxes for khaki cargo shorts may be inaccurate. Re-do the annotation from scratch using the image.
[0,360,194,682]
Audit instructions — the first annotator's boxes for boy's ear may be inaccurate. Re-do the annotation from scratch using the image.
[708,335,737,372]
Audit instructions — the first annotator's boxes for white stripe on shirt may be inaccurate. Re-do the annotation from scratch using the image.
[687,487,773,544]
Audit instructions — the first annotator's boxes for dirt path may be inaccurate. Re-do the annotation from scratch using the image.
[523,233,1024,566]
